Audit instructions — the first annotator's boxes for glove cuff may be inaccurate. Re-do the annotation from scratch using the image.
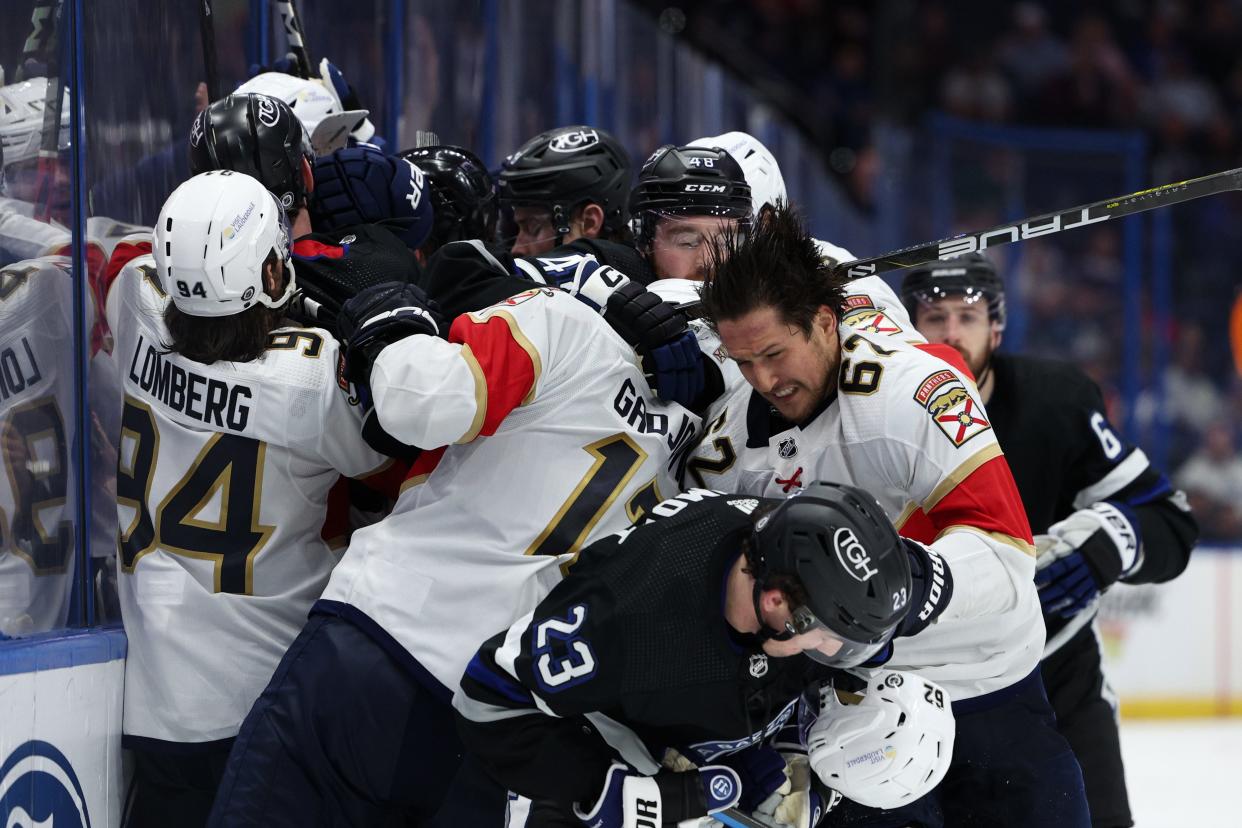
[1081,502,1142,582]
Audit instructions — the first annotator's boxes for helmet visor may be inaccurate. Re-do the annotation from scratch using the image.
[787,604,890,668]
[498,204,563,256]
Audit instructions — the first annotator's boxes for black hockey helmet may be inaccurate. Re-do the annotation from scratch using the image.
[399,144,498,252]
[748,481,911,667]
[497,125,632,238]
[189,93,314,210]
[629,144,752,248]
[899,252,1007,329]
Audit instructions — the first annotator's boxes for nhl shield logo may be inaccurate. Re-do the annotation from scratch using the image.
[778,437,797,459]
[749,654,769,678]
[914,370,991,447]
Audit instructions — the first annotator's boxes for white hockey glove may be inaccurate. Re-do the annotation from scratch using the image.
[1034,502,1141,619]
[806,670,955,810]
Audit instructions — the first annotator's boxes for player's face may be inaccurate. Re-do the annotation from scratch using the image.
[756,590,848,661]
[649,215,737,281]
[718,304,840,422]
[914,297,1000,378]
[509,206,559,257]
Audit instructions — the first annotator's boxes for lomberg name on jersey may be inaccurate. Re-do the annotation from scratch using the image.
[128,333,252,431]
[0,336,43,402]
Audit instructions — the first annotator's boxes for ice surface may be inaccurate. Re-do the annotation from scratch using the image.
[1121,718,1242,827]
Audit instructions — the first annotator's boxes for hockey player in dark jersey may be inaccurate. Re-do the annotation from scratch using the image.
[455,482,957,827]
[498,125,633,256]
[189,94,422,339]
[900,253,1199,828]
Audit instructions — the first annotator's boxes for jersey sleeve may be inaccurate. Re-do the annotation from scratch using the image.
[312,337,393,480]
[370,289,554,448]
[453,577,626,806]
[880,362,1034,557]
[1056,373,1198,584]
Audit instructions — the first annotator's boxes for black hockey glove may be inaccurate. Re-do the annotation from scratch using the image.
[863,539,955,668]
[898,539,954,638]
[1035,501,1140,619]
[573,761,742,828]
[338,281,446,410]
[605,281,706,409]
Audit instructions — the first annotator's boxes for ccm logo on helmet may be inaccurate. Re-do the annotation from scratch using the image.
[684,184,727,193]
[835,527,878,582]
[549,128,599,153]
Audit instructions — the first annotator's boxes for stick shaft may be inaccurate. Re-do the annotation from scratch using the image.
[198,0,220,102]
[832,166,1242,281]
[274,0,314,79]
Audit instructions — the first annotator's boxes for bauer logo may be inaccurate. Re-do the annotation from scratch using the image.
[0,740,92,828]
[835,527,878,582]
[549,128,599,153]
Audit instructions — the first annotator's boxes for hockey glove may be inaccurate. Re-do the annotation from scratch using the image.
[746,754,839,828]
[605,282,705,408]
[1035,502,1141,619]
[338,282,446,411]
[574,761,742,828]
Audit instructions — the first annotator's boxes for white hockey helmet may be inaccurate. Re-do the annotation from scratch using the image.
[235,61,372,156]
[688,131,787,216]
[0,77,71,168]
[154,170,297,317]
[806,670,955,810]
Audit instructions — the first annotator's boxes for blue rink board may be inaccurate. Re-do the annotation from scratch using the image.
[0,626,127,677]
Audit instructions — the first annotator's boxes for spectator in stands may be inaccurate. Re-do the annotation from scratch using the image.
[1175,421,1242,541]
[997,3,1069,95]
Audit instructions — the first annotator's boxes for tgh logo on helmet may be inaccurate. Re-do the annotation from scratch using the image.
[834,527,878,582]
[549,128,599,153]
[190,113,205,147]
[256,96,281,128]
[0,740,92,828]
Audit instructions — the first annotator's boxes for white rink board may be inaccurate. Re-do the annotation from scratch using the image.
[1098,546,1242,715]
[0,628,126,828]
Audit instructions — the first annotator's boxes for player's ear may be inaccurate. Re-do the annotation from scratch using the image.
[815,305,838,339]
[577,203,605,238]
[989,322,1003,350]
[301,156,315,194]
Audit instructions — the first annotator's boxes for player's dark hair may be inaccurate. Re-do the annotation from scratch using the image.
[699,204,848,334]
[163,253,284,364]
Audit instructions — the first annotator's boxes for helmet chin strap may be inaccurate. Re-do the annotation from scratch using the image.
[751,579,795,642]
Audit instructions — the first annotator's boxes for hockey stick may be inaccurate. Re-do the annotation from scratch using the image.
[717,808,768,828]
[831,166,1242,281]
[14,0,57,82]
[274,0,314,79]
[32,0,65,223]
[198,0,221,102]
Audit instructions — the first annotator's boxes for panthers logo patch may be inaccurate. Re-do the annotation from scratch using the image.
[914,369,990,446]
[842,295,904,336]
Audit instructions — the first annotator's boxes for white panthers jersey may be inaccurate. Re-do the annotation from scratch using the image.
[685,326,1042,700]
[0,256,78,635]
[320,287,701,695]
[814,238,924,346]
[109,251,390,743]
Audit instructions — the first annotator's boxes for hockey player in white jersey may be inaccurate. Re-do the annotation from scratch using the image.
[691,205,1090,827]
[113,171,393,828]
[0,252,77,636]
[208,243,703,827]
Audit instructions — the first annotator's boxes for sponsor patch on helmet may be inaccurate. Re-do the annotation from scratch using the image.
[549,128,599,153]
[835,527,878,582]
[190,112,206,147]
[914,370,991,446]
